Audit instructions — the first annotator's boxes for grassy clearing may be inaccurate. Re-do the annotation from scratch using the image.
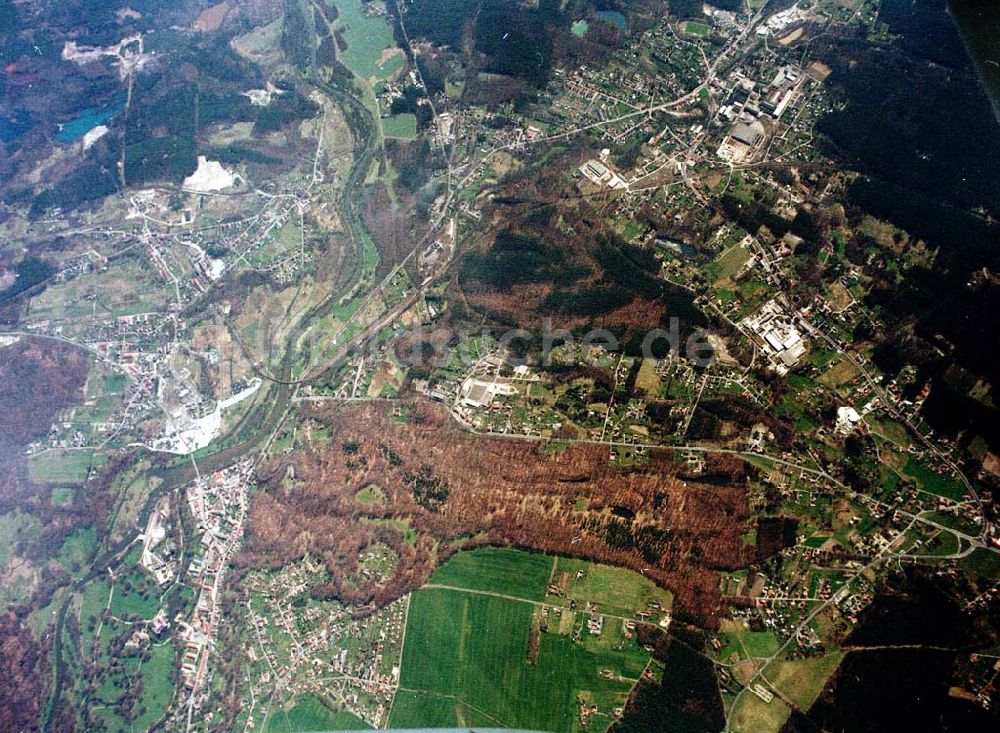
[58,527,97,574]
[816,356,860,388]
[764,651,844,710]
[355,484,386,505]
[553,556,673,617]
[376,50,405,81]
[730,690,791,733]
[267,695,373,731]
[28,450,103,484]
[331,0,396,81]
[706,242,750,287]
[961,548,1000,588]
[428,546,553,601]
[382,113,418,140]
[0,511,38,568]
[51,485,76,507]
[634,358,660,394]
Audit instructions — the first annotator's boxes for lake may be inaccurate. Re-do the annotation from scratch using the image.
[54,99,125,144]
[597,10,627,31]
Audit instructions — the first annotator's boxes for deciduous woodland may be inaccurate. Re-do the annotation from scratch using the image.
[245,400,751,622]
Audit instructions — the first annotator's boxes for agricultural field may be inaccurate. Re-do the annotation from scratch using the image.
[730,690,791,733]
[714,618,781,662]
[392,588,647,731]
[28,449,104,484]
[707,242,751,287]
[388,692,494,728]
[330,0,397,81]
[266,696,372,732]
[427,546,554,601]
[392,547,670,731]
[765,652,845,711]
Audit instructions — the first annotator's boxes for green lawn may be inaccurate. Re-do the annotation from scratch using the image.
[428,546,553,601]
[740,630,781,658]
[267,695,373,732]
[382,113,418,140]
[111,586,161,619]
[131,642,177,731]
[684,21,711,36]
[376,50,405,81]
[391,587,645,731]
[710,243,751,285]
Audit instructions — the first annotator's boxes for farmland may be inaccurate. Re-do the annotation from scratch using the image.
[390,547,667,731]
[27,449,103,484]
[266,695,373,732]
[427,546,553,600]
[330,0,397,81]
[392,588,646,730]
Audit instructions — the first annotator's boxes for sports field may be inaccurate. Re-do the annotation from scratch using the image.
[684,21,710,36]
[382,113,418,140]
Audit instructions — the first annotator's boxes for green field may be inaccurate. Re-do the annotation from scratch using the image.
[707,243,751,285]
[131,642,177,731]
[330,0,396,80]
[571,20,590,37]
[266,695,373,732]
[388,692,494,729]
[382,113,418,140]
[28,450,102,484]
[731,690,791,733]
[428,546,554,600]
[764,652,844,710]
[0,511,41,607]
[391,588,646,731]
[394,547,668,730]
[684,21,711,36]
[903,458,966,500]
[553,556,674,617]
[58,527,97,574]
[376,50,405,81]
[0,511,38,569]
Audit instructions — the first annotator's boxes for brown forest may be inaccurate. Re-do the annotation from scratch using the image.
[244,399,752,624]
